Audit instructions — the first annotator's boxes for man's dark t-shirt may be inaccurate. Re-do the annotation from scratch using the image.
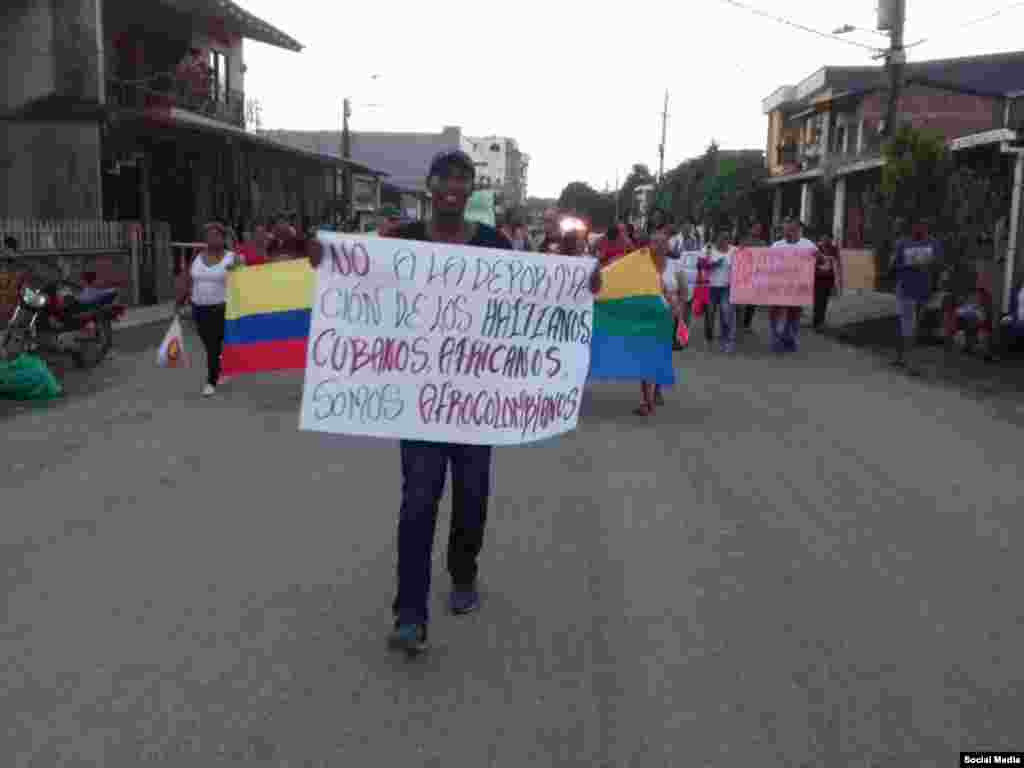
[394,221,513,250]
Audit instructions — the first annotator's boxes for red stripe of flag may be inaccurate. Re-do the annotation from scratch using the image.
[221,339,307,376]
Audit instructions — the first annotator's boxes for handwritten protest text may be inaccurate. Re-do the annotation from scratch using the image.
[301,234,593,445]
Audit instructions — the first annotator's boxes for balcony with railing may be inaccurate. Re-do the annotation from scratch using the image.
[106,73,245,128]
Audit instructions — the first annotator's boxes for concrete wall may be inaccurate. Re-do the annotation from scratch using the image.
[0,122,102,219]
[1,0,56,113]
[766,110,801,177]
[52,0,104,104]
[1,0,104,113]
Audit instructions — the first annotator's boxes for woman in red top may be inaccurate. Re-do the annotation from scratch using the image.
[597,224,629,265]
[271,219,298,259]
[237,221,272,266]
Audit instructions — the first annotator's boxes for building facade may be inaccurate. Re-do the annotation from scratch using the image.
[762,51,1024,294]
[0,0,355,304]
[460,135,529,208]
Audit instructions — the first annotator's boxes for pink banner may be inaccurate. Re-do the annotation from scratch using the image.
[730,246,815,307]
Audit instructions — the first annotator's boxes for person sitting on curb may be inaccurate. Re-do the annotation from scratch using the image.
[307,150,603,657]
[951,285,993,356]
[990,279,1024,362]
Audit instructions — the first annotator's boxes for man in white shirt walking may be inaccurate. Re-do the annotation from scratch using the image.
[769,218,819,354]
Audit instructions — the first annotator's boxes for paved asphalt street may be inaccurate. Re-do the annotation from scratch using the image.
[2,316,1022,767]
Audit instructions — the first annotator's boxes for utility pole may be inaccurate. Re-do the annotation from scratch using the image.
[658,90,669,183]
[879,0,906,139]
[341,97,352,227]
[614,169,621,222]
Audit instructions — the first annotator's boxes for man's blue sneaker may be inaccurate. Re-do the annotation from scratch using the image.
[450,583,480,615]
[388,623,429,656]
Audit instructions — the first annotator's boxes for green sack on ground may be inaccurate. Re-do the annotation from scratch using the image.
[0,354,63,401]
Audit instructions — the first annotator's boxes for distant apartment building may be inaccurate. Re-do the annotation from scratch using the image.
[460,136,529,208]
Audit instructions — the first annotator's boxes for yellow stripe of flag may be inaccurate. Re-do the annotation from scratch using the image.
[225,259,316,321]
[597,248,663,302]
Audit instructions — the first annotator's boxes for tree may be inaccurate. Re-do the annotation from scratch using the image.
[875,125,955,278]
[662,142,767,233]
[557,182,615,229]
[618,164,655,220]
[881,125,953,223]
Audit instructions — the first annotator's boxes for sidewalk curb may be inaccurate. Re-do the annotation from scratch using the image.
[117,302,178,330]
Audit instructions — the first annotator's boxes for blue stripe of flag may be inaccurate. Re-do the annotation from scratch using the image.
[588,331,676,385]
[224,308,311,345]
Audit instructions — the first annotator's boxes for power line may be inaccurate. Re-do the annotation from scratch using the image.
[715,0,881,52]
[909,1,1024,49]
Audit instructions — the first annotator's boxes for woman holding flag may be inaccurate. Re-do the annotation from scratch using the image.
[175,221,241,397]
[635,219,680,416]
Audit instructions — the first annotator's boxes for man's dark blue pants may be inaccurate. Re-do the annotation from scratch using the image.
[392,439,493,626]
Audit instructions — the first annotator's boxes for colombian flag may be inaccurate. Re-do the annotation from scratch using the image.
[221,259,315,376]
[589,249,676,385]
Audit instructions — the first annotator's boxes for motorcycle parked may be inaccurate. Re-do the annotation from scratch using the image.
[0,254,126,368]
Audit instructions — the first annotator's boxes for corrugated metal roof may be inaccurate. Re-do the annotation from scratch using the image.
[766,50,1024,111]
[905,51,1024,97]
[349,129,462,194]
[256,130,390,176]
[261,128,462,193]
[212,0,302,51]
[159,0,303,51]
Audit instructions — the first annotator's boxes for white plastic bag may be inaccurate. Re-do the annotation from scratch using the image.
[156,315,191,368]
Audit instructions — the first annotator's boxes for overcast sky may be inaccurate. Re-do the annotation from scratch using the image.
[239,0,1024,198]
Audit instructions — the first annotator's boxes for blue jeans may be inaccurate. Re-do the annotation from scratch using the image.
[704,287,736,349]
[393,440,493,626]
[769,307,802,352]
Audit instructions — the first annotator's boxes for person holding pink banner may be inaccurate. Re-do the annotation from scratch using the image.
[769,218,819,354]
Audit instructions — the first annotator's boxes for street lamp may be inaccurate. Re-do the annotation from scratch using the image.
[832,23,888,37]
[340,75,384,227]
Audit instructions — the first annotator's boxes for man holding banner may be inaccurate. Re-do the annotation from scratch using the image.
[729,217,816,354]
[769,218,818,354]
[307,150,603,657]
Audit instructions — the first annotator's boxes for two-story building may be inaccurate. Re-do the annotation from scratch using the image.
[2,0,375,302]
[762,51,1024,293]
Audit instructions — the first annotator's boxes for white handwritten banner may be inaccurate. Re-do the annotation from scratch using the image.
[299,233,595,445]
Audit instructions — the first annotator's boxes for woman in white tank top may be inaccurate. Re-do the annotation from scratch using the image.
[181,222,239,396]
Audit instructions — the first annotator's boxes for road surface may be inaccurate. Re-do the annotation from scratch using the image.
[2,320,1021,767]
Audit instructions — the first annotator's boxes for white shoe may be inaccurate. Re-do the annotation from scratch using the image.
[202,384,216,397]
